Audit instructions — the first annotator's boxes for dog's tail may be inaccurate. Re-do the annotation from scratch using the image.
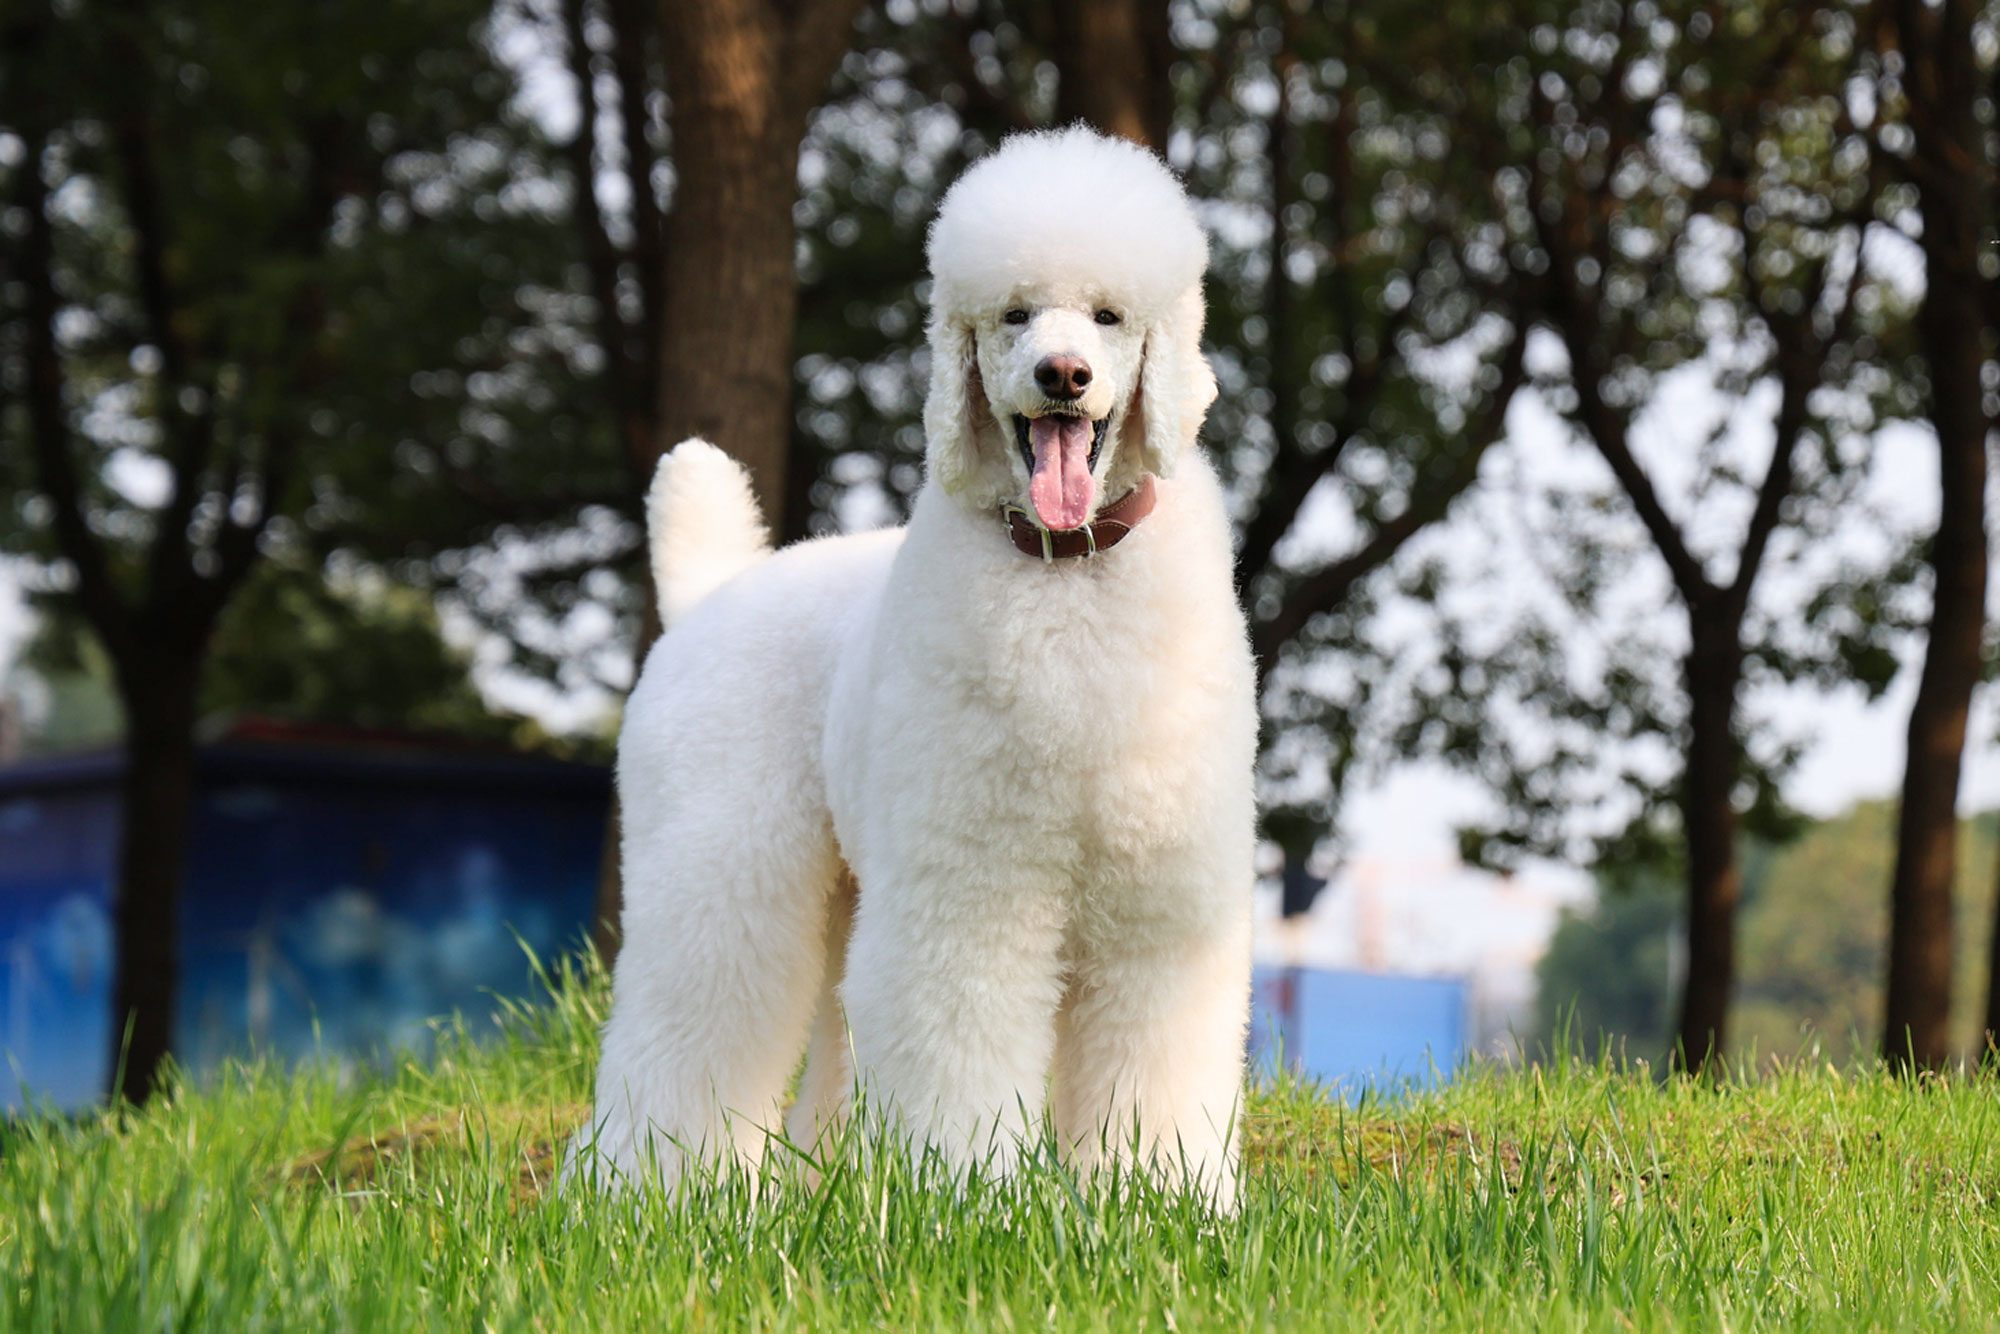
[646,438,772,627]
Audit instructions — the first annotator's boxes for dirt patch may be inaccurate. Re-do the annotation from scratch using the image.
[291,1101,1536,1202]
[285,1102,588,1201]
[1244,1109,1526,1186]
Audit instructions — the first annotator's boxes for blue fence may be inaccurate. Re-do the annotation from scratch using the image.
[1250,964,1469,1097]
[1,730,1471,1111]
[0,731,608,1110]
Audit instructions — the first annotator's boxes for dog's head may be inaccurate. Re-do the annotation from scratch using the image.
[922,127,1216,530]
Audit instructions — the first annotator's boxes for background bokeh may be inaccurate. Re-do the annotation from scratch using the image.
[1,0,1995,1101]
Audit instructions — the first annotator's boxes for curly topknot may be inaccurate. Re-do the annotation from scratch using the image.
[925,126,1209,327]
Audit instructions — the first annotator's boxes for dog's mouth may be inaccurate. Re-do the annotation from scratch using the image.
[1012,412,1110,532]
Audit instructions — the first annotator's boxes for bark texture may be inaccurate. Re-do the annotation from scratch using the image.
[1883,0,1992,1069]
[1049,0,1175,150]
[1884,434,1986,1068]
[1678,614,1746,1069]
[654,0,865,530]
[107,660,203,1104]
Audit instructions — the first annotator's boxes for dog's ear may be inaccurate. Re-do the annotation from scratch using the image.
[1128,285,1217,478]
[923,314,986,496]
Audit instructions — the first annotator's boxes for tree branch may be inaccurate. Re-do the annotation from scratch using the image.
[198,428,294,624]
[1726,388,1801,616]
[560,0,637,425]
[603,0,662,395]
[1572,367,1713,600]
[779,0,869,116]
[1251,320,1530,676]
[12,121,131,653]
[191,121,352,626]
[1237,21,1312,592]
[1236,314,1425,594]
[101,1,219,605]
[1522,89,1711,601]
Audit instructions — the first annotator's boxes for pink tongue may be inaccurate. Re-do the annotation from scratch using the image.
[1028,416,1095,531]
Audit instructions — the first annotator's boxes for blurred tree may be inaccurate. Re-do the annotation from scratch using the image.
[1868,0,1997,1070]
[1737,802,1994,1060]
[1542,803,1998,1064]
[1402,0,1892,1070]
[14,561,587,753]
[652,0,867,530]
[1534,871,1680,1061]
[555,0,661,513]
[1046,0,1175,149]
[0,0,591,1100]
[203,563,565,745]
[3,636,121,755]
[1219,5,1530,843]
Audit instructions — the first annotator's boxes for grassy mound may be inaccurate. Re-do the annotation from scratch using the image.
[3,957,1997,1329]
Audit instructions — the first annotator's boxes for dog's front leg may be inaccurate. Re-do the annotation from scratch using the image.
[1049,901,1253,1211]
[838,872,1070,1178]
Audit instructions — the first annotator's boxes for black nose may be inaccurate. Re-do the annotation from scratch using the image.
[1034,355,1091,399]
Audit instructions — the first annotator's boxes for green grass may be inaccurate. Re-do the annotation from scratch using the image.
[3,958,1998,1331]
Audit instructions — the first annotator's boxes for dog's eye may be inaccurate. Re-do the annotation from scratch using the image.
[1094,309,1121,326]
[1003,309,1029,325]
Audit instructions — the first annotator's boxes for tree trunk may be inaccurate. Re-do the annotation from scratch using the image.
[107,654,202,1104]
[1884,432,1986,1069]
[1986,841,2000,1062]
[591,591,658,965]
[653,0,816,532]
[1886,0,1990,1073]
[1675,613,1744,1072]
[590,799,624,964]
[1049,0,1174,150]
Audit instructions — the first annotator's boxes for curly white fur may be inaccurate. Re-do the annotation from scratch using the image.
[645,438,771,625]
[575,127,1256,1207]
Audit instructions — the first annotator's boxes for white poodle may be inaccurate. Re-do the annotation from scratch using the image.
[576,127,1257,1205]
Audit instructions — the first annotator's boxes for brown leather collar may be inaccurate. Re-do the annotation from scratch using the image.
[1002,475,1157,561]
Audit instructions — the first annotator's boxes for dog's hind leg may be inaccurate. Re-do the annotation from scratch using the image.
[784,871,857,1158]
[575,798,845,1194]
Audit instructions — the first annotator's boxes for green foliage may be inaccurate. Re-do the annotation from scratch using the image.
[1380,0,1917,875]
[1536,872,1681,1060]
[1734,802,1997,1061]
[5,644,121,755]
[1541,803,2000,1063]
[10,558,599,757]
[202,564,500,733]
[0,0,626,710]
[199,560,604,758]
[2,958,1998,1328]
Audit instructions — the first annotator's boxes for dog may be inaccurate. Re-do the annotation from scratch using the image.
[575,126,1257,1206]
